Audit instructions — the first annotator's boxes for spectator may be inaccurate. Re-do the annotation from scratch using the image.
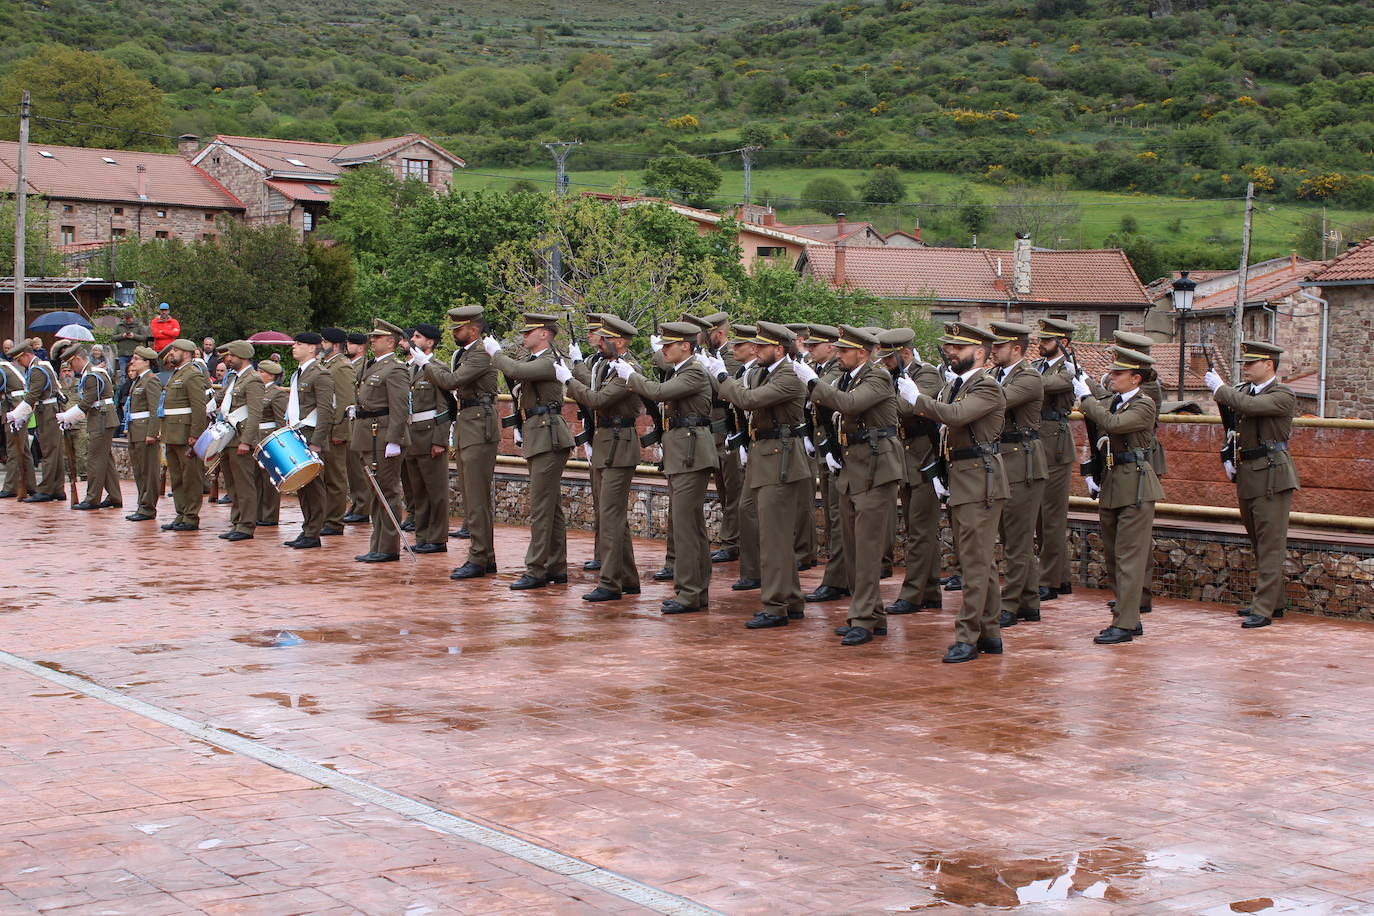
[150,303,180,352]
[112,309,149,374]
[89,344,115,376]
[30,337,48,362]
[201,337,221,377]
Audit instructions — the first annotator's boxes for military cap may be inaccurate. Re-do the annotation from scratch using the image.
[753,321,795,347]
[939,322,997,346]
[258,359,284,375]
[1037,317,1077,339]
[877,327,915,356]
[171,338,198,353]
[156,342,175,361]
[835,324,879,350]
[991,320,1035,343]
[807,324,840,344]
[1241,340,1284,362]
[132,345,159,361]
[730,324,758,345]
[446,305,483,327]
[861,326,887,336]
[702,311,730,329]
[1108,346,1154,372]
[657,321,702,344]
[413,323,442,342]
[680,312,712,331]
[585,312,609,331]
[368,318,405,338]
[225,340,254,359]
[346,331,368,346]
[1113,330,1154,351]
[598,314,638,339]
[5,339,31,358]
[320,327,347,345]
[294,331,323,345]
[214,343,230,355]
[519,312,560,333]
[52,340,79,363]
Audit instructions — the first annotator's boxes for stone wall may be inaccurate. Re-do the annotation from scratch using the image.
[1323,286,1374,420]
[48,198,236,247]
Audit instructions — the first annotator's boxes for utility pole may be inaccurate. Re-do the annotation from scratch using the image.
[13,90,29,343]
[1321,204,1327,260]
[1232,182,1255,381]
[740,145,761,205]
[542,139,580,197]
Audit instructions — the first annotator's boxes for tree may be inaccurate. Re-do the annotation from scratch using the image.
[1101,231,1167,286]
[305,241,357,328]
[0,45,170,149]
[801,177,854,218]
[642,145,722,208]
[992,181,1082,246]
[741,256,881,328]
[860,166,907,205]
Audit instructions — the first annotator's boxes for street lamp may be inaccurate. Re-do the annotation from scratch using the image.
[1171,270,1197,400]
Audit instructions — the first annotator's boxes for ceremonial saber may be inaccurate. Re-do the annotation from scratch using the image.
[364,463,417,564]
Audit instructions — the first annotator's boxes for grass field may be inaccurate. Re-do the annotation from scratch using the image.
[446,164,1367,259]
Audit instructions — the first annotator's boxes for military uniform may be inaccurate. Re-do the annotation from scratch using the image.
[724,327,760,588]
[625,322,720,611]
[12,349,66,500]
[344,341,371,521]
[424,306,500,578]
[69,351,122,507]
[491,313,575,586]
[58,373,88,482]
[0,357,37,497]
[403,324,452,552]
[351,321,411,561]
[216,341,265,537]
[570,313,608,569]
[990,323,1047,626]
[1213,342,1299,625]
[256,366,289,526]
[287,339,335,542]
[807,326,905,643]
[124,349,163,519]
[784,323,820,571]
[1033,318,1079,597]
[884,332,943,614]
[716,322,809,626]
[696,313,743,561]
[321,333,357,531]
[809,336,852,601]
[160,340,210,528]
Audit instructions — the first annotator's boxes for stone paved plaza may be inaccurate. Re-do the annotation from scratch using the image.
[2,481,1373,915]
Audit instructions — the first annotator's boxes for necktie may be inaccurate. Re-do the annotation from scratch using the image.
[1110,394,1123,413]
[996,368,1005,383]
[1038,361,1047,375]
[838,371,852,392]
[948,376,964,402]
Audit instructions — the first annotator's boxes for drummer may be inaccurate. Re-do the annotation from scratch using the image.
[283,332,334,550]
[255,359,288,528]
[215,340,264,542]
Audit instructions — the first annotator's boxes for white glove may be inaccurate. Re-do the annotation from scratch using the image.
[738,445,748,467]
[803,435,816,457]
[1072,376,1093,401]
[205,400,217,417]
[1064,359,1078,376]
[611,359,633,381]
[482,336,501,357]
[705,355,726,377]
[1224,459,1236,482]
[553,361,572,384]
[896,375,918,405]
[650,334,663,353]
[1085,475,1100,498]
[942,366,957,385]
[1204,369,1224,393]
[582,443,593,461]
[694,351,709,368]
[513,428,523,447]
[567,343,582,363]
[911,348,922,363]
[384,442,401,458]
[651,444,663,464]
[57,405,85,426]
[824,453,842,475]
[792,361,817,385]
[6,401,33,428]
[933,477,950,500]
[345,405,356,420]
[410,347,431,367]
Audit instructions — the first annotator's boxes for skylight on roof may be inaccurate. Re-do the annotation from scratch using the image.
[38,151,54,158]
[305,183,327,193]
[102,157,117,164]
[285,158,307,167]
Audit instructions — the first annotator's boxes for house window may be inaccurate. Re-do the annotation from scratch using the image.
[111,228,127,238]
[756,246,787,258]
[156,209,167,218]
[212,155,221,165]
[1099,314,1120,340]
[62,204,73,213]
[932,310,961,325]
[155,231,169,240]
[302,210,314,232]
[113,207,124,215]
[1049,313,1068,322]
[60,225,76,245]
[403,158,432,182]
[204,212,215,221]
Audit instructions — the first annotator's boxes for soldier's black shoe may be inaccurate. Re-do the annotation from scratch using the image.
[1017,608,1041,622]
[342,513,369,524]
[1107,599,1153,614]
[255,520,278,527]
[510,575,547,590]
[448,526,469,538]
[165,522,198,531]
[450,562,496,580]
[1236,607,1283,618]
[651,567,674,581]
[582,587,622,602]
[624,584,641,595]
[582,559,602,571]
[1058,582,1073,595]
[976,637,1004,655]
[796,559,815,571]
[97,499,122,509]
[731,578,761,591]
[805,585,850,603]
[942,642,978,663]
[922,598,943,609]
[319,526,344,536]
[885,598,920,615]
[22,492,61,502]
[409,542,446,554]
[1093,626,1134,644]
[289,537,321,549]
[214,495,232,505]
[835,624,887,636]
[880,566,892,579]
[549,574,568,584]
[661,600,703,614]
[786,609,805,620]
[1241,614,1272,628]
[126,513,155,522]
[400,520,416,532]
[1131,624,1144,635]
[222,531,253,542]
[943,575,963,591]
[1039,586,1058,602]
[997,610,1019,628]
[72,501,100,510]
[0,491,14,498]
[710,548,737,563]
[357,552,399,563]
[840,626,873,646]
[745,612,787,629]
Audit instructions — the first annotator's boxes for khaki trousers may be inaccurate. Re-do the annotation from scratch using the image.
[1104,507,1154,609]
[1038,459,1074,588]
[524,449,569,580]
[950,496,1006,646]
[35,417,65,496]
[2,427,36,494]
[1100,501,1155,631]
[838,480,897,630]
[84,423,121,505]
[1240,489,1293,619]
[897,480,943,605]
[403,451,451,546]
[297,473,327,537]
[225,447,259,534]
[793,467,817,566]
[346,445,369,515]
[738,483,760,581]
[596,465,638,593]
[819,471,851,590]
[324,439,349,528]
[1000,475,1046,614]
[669,468,712,607]
[256,464,280,525]
[757,478,809,618]
[129,440,160,517]
[167,446,204,526]
[589,463,603,562]
[458,442,498,567]
[714,447,741,550]
[362,452,403,555]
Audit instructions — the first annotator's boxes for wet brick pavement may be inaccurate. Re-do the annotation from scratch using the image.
[3,481,1374,914]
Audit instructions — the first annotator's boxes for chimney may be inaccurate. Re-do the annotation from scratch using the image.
[835,212,846,235]
[136,164,148,201]
[1189,348,1210,376]
[912,226,922,242]
[177,134,201,160]
[763,208,776,227]
[1291,249,1298,269]
[834,243,846,288]
[1012,234,1032,297]
[992,257,1007,291]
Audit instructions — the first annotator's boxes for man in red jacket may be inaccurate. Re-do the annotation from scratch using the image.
[150,303,180,353]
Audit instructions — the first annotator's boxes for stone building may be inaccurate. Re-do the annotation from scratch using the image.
[1302,238,1374,419]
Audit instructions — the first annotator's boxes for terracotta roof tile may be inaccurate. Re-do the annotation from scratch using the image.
[1065,341,1228,394]
[1306,235,1374,283]
[775,221,878,243]
[0,140,243,210]
[265,179,333,203]
[1022,249,1151,304]
[1191,259,1324,311]
[202,133,463,178]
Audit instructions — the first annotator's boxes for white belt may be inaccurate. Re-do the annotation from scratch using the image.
[40,397,57,405]
[164,407,192,416]
[96,398,114,407]
[409,409,438,423]
[260,421,278,430]
[226,405,248,425]
[129,411,151,420]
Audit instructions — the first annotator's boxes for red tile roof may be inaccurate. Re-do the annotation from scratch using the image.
[776,220,879,243]
[1190,259,1322,311]
[1306,235,1374,284]
[199,133,464,178]
[1066,341,1228,394]
[0,140,243,210]
[265,179,333,203]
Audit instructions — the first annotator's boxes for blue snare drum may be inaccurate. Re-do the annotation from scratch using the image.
[254,426,323,492]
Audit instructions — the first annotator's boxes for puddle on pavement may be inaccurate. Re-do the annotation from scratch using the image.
[251,692,323,715]
[927,719,1070,756]
[125,644,180,655]
[229,619,597,665]
[366,702,490,732]
[188,739,233,756]
[34,660,87,680]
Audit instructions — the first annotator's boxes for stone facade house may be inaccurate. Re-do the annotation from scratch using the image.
[608,197,821,273]
[1301,238,1374,418]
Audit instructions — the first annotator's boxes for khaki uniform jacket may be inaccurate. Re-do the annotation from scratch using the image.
[718,357,808,487]
[1215,381,1299,499]
[566,353,644,468]
[126,370,163,441]
[708,345,743,442]
[492,349,574,458]
[261,383,289,434]
[1,362,25,411]
[294,360,335,451]
[21,359,60,418]
[350,352,410,451]
[222,369,265,448]
[77,366,118,431]
[1034,355,1078,466]
[627,358,719,475]
[811,361,905,495]
[895,361,942,483]
[1090,373,1166,476]
[997,360,1047,485]
[405,363,453,456]
[161,362,209,446]
[1079,391,1164,509]
[423,341,499,449]
[915,368,1010,507]
[324,353,355,443]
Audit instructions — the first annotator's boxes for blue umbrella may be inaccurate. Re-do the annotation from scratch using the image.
[28,310,92,334]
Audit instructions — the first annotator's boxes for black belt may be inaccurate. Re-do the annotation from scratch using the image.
[752,427,797,440]
[1041,410,1069,421]
[1000,430,1040,443]
[668,416,712,429]
[458,396,494,408]
[357,408,389,419]
[525,404,562,416]
[1240,441,1288,461]
[597,415,638,428]
[1111,448,1151,465]
[842,425,897,444]
[949,442,1000,460]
